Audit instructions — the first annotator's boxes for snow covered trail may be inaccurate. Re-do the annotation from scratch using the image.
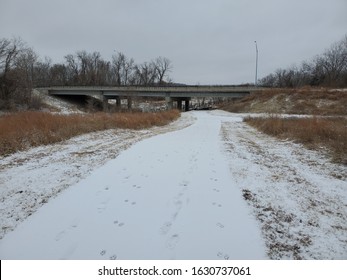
[0,112,194,240]
[219,111,347,260]
[0,111,266,260]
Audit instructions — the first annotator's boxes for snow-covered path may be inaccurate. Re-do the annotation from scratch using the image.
[2,110,345,260]
[0,111,266,260]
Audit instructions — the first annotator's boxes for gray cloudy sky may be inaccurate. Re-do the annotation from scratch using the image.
[1,0,346,84]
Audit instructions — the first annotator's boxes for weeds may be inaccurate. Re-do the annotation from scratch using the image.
[244,116,347,164]
[0,110,180,156]
[222,88,347,115]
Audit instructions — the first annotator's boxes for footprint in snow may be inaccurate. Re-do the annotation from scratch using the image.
[160,222,172,235]
[212,202,222,208]
[216,222,225,229]
[113,220,125,227]
[124,199,136,205]
[55,230,65,241]
[166,234,180,250]
[97,204,107,213]
[179,182,189,187]
[217,251,230,260]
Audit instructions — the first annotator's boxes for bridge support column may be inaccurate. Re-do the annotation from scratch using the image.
[103,96,109,112]
[185,99,190,111]
[177,99,182,111]
[127,96,132,110]
[115,96,121,109]
[166,97,173,110]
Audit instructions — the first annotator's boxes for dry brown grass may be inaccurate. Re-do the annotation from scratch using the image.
[0,110,180,157]
[222,88,347,115]
[244,115,347,164]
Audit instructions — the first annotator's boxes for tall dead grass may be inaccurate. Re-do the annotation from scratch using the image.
[0,110,180,156]
[244,116,347,164]
[222,87,347,115]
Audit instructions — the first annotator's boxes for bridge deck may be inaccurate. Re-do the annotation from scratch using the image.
[41,86,259,98]
[38,86,261,110]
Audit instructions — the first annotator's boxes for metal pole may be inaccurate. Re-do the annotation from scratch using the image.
[254,41,258,87]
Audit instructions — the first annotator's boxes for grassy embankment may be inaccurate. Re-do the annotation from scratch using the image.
[222,88,347,115]
[0,110,180,157]
[223,87,347,164]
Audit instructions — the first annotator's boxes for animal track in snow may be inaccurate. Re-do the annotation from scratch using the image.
[113,220,125,227]
[55,230,66,241]
[97,203,107,213]
[160,222,172,235]
[212,202,222,208]
[217,251,230,260]
[216,222,225,229]
[124,199,137,205]
[166,233,180,250]
[179,180,189,187]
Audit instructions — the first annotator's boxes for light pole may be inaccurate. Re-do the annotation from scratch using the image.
[254,41,258,87]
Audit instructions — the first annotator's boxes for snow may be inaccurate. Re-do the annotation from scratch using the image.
[0,110,346,260]
[0,113,194,239]
[219,112,347,259]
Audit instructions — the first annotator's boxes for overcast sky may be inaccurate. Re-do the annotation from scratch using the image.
[1,0,346,85]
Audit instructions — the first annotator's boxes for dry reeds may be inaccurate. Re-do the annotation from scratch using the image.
[222,87,347,115]
[0,110,180,156]
[244,116,347,164]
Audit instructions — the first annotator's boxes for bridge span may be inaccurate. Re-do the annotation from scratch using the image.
[39,86,260,111]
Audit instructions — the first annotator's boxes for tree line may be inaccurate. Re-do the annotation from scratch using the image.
[2,35,346,110]
[0,37,172,109]
[260,35,347,88]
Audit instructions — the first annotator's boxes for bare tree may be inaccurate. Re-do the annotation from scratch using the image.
[34,57,52,87]
[260,35,347,88]
[111,52,135,85]
[49,63,68,86]
[0,37,27,107]
[318,36,347,86]
[13,47,38,103]
[64,54,79,85]
[134,61,158,85]
[154,56,172,84]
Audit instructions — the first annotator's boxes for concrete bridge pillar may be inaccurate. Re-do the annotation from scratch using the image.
[115,96,121,108]
[103,96,109,112]
[166,96,173,110]
[177,99,182,111]
[127,96,132,110]
[185,99,190,111]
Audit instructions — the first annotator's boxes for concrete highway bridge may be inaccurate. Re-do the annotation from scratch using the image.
[39,86,260,111]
